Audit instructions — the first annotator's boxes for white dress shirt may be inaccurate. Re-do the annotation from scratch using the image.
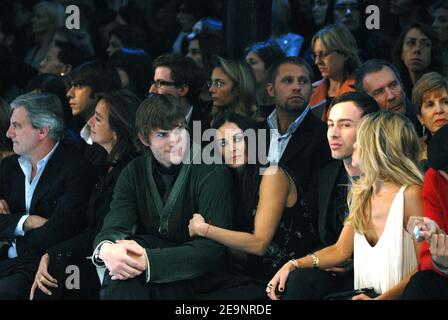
[8,142,60,258]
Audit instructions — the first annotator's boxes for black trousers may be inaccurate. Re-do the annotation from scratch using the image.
[281,268,354,300]
[402,270,448,300]
[34,255,100,300]
[99,234,200,300]
[0,254,40,300]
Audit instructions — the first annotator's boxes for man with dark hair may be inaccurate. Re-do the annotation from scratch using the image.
[0,93,95,299]
[67,60,122,166]
[67,60,122,144]
[91,94,233,299]
[264,56,331,228]
[277,91,379,300]
[355,59,420,131]
[150,53,207,132]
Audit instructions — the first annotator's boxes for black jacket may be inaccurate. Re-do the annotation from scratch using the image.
[317,160,347,245]
[0,140,96,257]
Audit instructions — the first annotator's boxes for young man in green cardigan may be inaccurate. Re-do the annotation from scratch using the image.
[91,94,233,299]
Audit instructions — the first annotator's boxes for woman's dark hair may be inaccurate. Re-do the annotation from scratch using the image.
[392,22,444,96]
[188,32,227,77]
[54,40,93,71]
[109,47,153,99]
[245,39,285,71]
[212,112,262,231]
[109,24,148,53]
[100,89,141,162]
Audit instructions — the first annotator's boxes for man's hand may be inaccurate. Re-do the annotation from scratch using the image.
[23,215,48,232]
[99,241,147,281]
[0,199,11,214]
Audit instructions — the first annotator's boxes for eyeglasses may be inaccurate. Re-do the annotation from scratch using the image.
[310,50,338,61]
[151,80,180,88]
[207,79,227,88]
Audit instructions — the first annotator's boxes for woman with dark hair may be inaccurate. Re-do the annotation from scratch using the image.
[392,22,444,98]
[245,40,285,117]
[186,31,226,111]
[189,112,319,284]
[109,47,153,100]
[106,24,148,57]
[430,0,448,75]
[30,89,141,300]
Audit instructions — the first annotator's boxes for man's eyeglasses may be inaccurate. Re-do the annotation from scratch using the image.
[310,50,339,61]
[151,80,180,88]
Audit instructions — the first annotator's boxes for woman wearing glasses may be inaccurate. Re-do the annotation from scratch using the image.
[208,56,259,125]
[309,24,361,121]
[188,113,319,298]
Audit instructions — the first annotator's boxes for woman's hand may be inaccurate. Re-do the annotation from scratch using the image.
[430,233,448,268]
[266,261,296,300]
[30,253,58,299]
[188,213,207,237]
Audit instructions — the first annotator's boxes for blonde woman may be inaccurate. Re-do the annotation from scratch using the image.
[267,111,424,300]
[309,24,361,121]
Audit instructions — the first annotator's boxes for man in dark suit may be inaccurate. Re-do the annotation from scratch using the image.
[279,92,379,299]
[0,93,95,299]
[355,59,420,133]
[264,57,331,228]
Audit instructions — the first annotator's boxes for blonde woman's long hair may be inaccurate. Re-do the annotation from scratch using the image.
[346,111,423,233]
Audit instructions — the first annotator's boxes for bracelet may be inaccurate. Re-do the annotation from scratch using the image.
[288,259,298,269]
[204,220,211,237]
[308,253,319,269]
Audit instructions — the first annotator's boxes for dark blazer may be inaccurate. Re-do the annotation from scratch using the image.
[0,140,96,257]
[317,160,347,246]
[46,156,133,259]
[262,110,332,228]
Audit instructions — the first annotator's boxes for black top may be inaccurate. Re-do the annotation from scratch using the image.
[46,154,134,259]
[238,165,319,282]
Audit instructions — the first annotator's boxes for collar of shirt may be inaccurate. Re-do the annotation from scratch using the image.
[80,124,93,145]
[185,105,193,124]
[18,141,60,186]
[267,106,310,138]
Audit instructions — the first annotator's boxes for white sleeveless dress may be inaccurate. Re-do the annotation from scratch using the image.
[354,185,417,294]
